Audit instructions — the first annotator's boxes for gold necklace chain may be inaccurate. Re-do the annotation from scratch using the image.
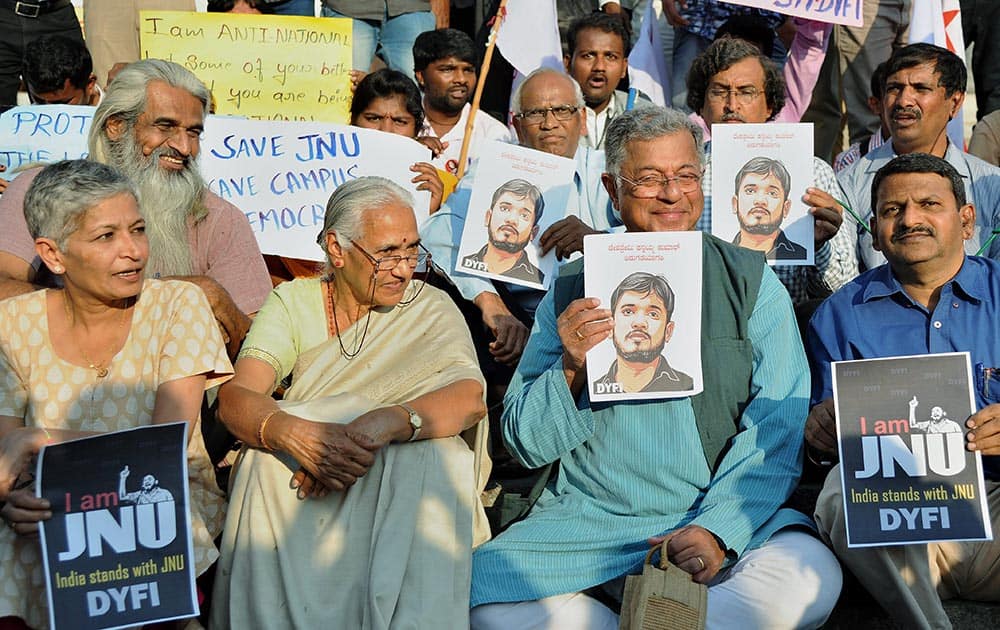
[63,293,130,378]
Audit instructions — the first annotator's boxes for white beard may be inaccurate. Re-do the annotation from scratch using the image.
[108,134,206,277]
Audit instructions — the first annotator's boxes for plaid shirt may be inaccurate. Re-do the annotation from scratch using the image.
[698,151,859,305]
[680,1,785,41]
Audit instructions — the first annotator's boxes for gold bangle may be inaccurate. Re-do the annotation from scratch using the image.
[257,409,279,451]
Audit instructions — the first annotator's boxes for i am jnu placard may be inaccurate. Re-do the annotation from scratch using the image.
[834,353,993,548]
[37,423,197,630]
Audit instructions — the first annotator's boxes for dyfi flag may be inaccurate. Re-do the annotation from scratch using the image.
[909,0,966,148]
[628,0,670,106]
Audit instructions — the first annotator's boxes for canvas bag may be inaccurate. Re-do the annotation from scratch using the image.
[618,541,708,630]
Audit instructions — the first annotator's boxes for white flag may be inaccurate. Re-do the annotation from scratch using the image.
[495,0,562,77]
[909,0,966,148]
[628,1,669,106]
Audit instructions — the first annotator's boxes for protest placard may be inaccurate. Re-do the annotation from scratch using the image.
[37,423,197,630]
[721,0,864,28]
[834,353,993,547]
[583,231,703,402]
[454,141,574,290]
[201,118,433,261]
[140,11,352,122]
[0,105,92,179]
[711,123,814,266]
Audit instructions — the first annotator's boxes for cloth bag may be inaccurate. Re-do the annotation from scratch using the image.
[618,541,708,630]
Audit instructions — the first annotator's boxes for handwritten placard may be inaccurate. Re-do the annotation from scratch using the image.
[721,0,864,27]
[0,105,92,178]
[140,11,352,122]
[201,117,433,261]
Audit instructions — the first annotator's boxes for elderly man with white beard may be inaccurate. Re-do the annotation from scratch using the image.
[0,59,271,357]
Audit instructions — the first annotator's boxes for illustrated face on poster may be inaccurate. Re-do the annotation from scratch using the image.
[461,179,545,284]
[711,123,814,266]
[455,141,575,290]
[584,232,704,402]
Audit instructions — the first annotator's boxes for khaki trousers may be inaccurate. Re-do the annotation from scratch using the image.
[814,466,1000,630]
[83,0,195,86]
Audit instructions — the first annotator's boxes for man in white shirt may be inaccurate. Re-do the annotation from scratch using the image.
[413,28,514,176]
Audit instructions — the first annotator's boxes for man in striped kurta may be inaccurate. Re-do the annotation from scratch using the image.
[470,107,843,629]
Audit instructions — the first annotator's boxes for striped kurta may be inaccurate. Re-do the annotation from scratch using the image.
[471,267,814,606]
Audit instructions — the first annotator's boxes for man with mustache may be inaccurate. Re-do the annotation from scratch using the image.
[462,179,545,284]
[807,153,1000,629]
[687,37,857,305]
[0,59,271,357]
[838,43,1000,271]
[565,12,648,151]
[593,271,693,394]
[731,156,807,261]
[413,28,514,176]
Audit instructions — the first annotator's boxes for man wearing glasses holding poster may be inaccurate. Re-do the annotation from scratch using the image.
[468,106,842,629]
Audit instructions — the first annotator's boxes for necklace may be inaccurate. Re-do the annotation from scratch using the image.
[324,278,373,360]
[63,293,131,378]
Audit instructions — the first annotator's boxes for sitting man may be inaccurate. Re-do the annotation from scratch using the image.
[470,106,842,629]
[808,153,1000,629]
[837,43,1000,271]
[413,28,514,177]
[0,59,271,357]
[423,67,621,366]
[686,36,858,306]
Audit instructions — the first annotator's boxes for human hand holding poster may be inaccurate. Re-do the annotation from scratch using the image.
[583,232,703,402]
[720,0,864,27]
[36,423,196,630]
[140,11,352,122]
[455,142,574,290]
[833,353,993,548]
[711,123,814,266]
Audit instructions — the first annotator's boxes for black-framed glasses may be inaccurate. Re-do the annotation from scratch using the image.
[617,172,703,197]
[706,86,762,105]
[349,240,431,273]
[514,105,581,125]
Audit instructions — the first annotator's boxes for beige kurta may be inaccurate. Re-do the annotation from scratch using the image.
[210,277,489,630]
[0,280,232,629]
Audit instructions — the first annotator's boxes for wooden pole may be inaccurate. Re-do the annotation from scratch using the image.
[456,0,508,181]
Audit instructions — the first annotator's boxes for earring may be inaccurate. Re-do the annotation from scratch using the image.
[53,266,64,273]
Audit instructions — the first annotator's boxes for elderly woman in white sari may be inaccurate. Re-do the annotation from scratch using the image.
[210,176,490,629]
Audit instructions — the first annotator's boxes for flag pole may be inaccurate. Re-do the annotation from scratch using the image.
[456,0,508,181]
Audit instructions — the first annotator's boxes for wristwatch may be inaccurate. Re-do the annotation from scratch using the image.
[398,403,423,442]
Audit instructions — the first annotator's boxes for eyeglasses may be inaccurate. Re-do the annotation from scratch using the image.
[616,172,703,197]
[349,240,431,272]
[706,86,762,105]
[514,105,580,125]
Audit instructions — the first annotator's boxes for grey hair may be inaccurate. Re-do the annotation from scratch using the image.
[88,59,211,163]
[511,67,585,114]
[24,160,137,248]
[604,106,705,176]
[316,176,414,265]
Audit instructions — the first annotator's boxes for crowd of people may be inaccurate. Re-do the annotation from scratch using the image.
[1,1,999,629]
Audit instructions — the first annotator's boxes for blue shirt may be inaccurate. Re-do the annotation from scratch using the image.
[807,256,1000,479]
